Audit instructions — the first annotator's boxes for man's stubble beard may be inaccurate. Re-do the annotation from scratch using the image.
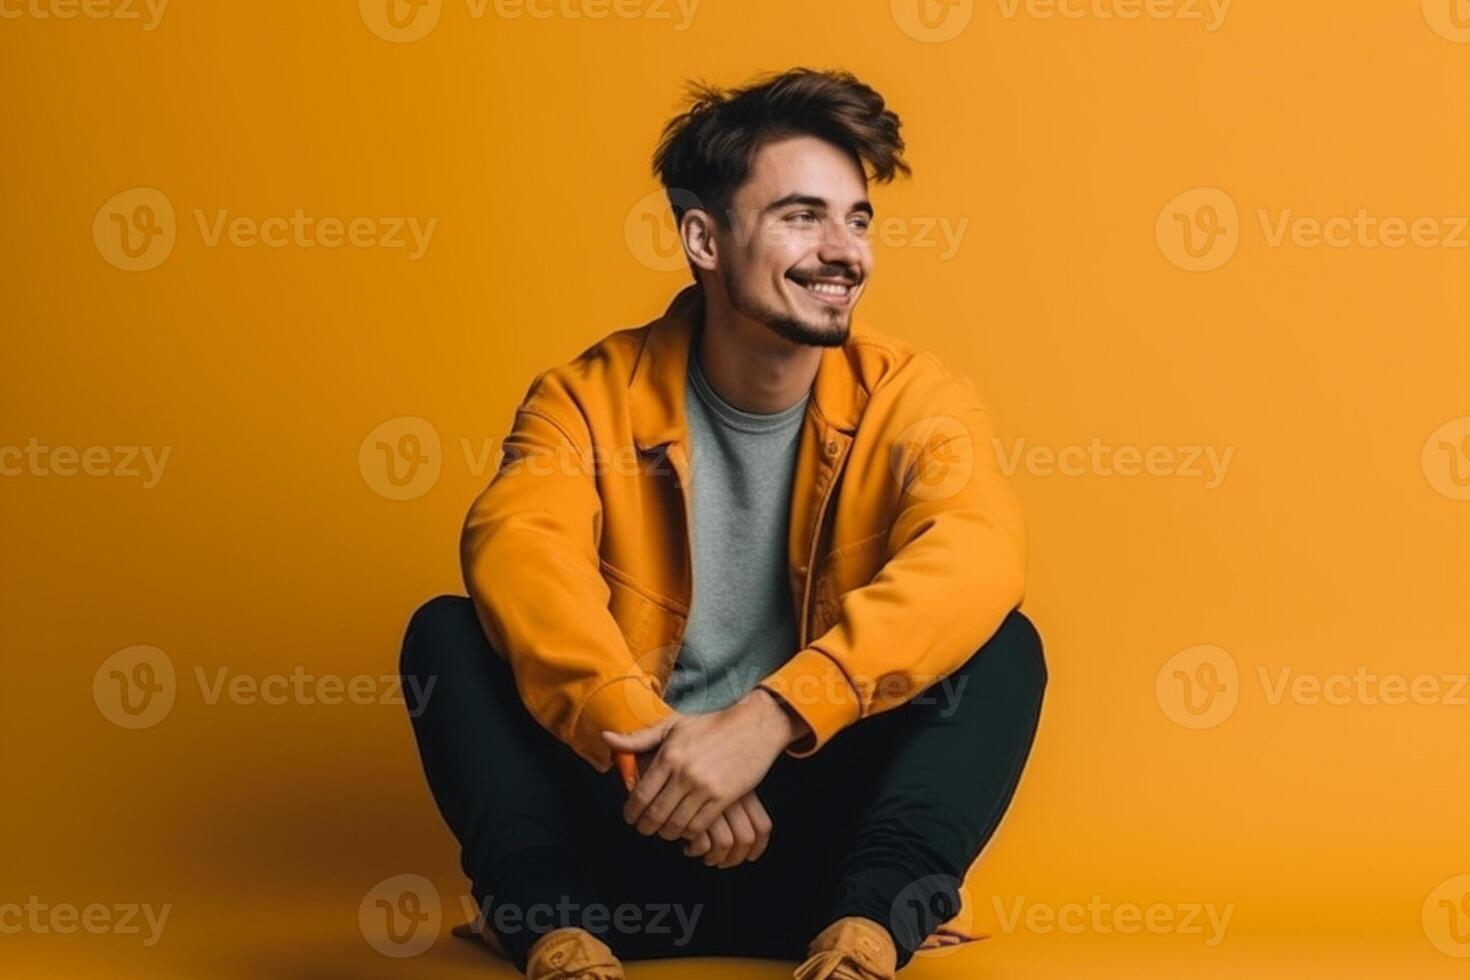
[721,264,851,349]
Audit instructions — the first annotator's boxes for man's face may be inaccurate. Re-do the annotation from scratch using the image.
[710,135,874,347]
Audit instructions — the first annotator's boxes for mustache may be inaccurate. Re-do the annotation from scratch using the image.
[787,266,862,286]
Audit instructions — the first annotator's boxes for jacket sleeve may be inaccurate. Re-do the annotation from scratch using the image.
[758,368,1027,756]
[460,372,674,771]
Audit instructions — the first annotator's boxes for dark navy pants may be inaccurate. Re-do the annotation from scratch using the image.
[401,596,1046,971]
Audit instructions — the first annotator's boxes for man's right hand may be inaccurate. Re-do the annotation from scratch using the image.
[680,792,772,868]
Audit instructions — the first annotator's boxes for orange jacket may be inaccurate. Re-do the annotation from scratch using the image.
[461,285,1026,771]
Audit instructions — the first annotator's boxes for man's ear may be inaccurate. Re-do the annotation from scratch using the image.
[680,209,719,273]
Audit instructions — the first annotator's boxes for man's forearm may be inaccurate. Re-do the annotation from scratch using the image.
[740,686,812,751]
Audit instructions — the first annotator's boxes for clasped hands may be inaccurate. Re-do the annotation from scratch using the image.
[601,687,807,870]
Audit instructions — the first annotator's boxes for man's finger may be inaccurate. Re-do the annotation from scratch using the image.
[741,794,773,862]
[602,722,668,755]
[684,831,712,858]
[635,778,689,837]
[622,755,672,826]
[659,791,705,841]
[685,799,725,839]
[721,804,756,869]
[703,816,734,867]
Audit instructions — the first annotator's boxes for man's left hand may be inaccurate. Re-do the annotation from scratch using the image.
[602,689,807,841]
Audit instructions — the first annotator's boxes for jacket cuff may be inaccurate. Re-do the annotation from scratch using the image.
[573,673,675,772]
[758,647,862,758]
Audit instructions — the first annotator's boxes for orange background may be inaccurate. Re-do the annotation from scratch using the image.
[2,1,1467,977]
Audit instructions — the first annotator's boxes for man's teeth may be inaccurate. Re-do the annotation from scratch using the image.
[802,281,850,296]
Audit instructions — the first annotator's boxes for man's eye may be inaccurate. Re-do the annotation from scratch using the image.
[850,218,871,235]
[788,211,818,224]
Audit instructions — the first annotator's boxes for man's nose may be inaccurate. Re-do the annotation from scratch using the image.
[817,217,863,270]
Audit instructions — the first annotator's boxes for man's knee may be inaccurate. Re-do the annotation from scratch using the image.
[400,595,484,706]
[957,608,1047,701]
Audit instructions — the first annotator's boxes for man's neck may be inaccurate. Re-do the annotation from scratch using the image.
[694,294,821,416]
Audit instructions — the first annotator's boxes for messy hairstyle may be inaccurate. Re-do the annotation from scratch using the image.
[651,67,910,229]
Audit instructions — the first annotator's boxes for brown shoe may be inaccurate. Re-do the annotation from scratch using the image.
[793,917,897,980]
[525,927,625,979]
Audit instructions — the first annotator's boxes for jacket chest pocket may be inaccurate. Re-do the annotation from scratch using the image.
[600,559,683,681]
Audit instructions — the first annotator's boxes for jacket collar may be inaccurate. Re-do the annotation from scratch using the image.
[630,284,865,451]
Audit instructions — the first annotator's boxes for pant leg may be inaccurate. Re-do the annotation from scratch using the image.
[400,595,731,967]
[400,595,623,969]
[740,608,1048,969]
[591,800,744,961]
[719,750,857,961]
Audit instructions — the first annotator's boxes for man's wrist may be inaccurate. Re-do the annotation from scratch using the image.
[744,686,810,749]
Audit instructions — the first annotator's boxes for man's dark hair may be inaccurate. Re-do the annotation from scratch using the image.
[652,67,910,228]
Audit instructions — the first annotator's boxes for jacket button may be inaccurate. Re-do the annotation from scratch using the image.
[824,439,839,457]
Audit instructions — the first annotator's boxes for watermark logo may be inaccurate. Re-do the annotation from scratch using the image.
[1423,0,1470,43]
[1156,645,1238,729]
[1422,417,1470,501]
[991,894,1233,945]
[93,646,176,729]
[1258,666,1468,707]
[625,188,970,269]
[1258,208,1468,250]
[868,215,969,258]
[1163,190,1469,269]
[891,416,974,502]
[459,894,703,944]
[1157,187,1239,272]
[625,188,700,273]
[94,187,176,272]
[192,209,437,257]
[193,666,434,711]
[95,190,437,269]
[0,898,171,946]
[1161,654,1468,724]
[360,0,442,41]
[360,874,441,957]
[359,416,442,500]
[659,649,766,717]
[995,0,1230,30]
[361,0,697,40]
[891,875,975,958]
[0,0,169,30]
[892,0,973,42]
[993,438,1233,488]
[1423,875,1470,957]
[96,649,430,722]
[485,0,700,29]
[0,440,171,487]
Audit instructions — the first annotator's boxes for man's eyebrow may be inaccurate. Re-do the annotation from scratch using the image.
[763,194,874,218]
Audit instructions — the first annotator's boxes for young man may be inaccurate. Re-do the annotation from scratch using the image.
[401,68,1046,980]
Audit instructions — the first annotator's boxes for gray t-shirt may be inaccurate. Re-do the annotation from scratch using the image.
[662,350,810,714]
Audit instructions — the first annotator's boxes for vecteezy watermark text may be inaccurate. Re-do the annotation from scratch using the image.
[1158,645,1470,730]
[0,0,168,29]
[995,0,1230,30]
[991,894,1234,946]
[460,894,703,946]
[93,645,436,729]
[1,440,170,488]
[0,898,171,947]
[93,188,437,272]
[993,438,1233,488]
[359,0,700,43]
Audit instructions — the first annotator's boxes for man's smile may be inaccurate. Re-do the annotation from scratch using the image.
[786,270,859,307]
